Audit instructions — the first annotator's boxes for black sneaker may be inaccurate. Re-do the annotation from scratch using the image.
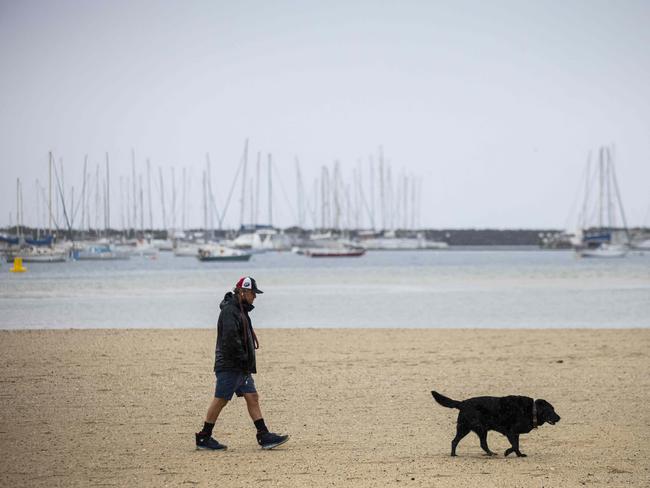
[195,433,227,450]
[256,432,290,450]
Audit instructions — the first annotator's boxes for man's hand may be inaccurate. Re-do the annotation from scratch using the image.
[252,330,260,349]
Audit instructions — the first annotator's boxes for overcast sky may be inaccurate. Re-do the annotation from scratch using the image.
[1,0,649,230]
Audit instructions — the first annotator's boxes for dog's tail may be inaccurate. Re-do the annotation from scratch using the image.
[431,391,462,409]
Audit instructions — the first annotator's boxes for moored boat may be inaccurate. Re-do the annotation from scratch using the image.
[72,244,130,260]
[577,243,628,258]
[174,244,201,257]
[6,246,68,263]
[197,245,252,262]
[304,247,366,258]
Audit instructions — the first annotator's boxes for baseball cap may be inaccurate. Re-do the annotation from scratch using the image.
[235,276,264,294]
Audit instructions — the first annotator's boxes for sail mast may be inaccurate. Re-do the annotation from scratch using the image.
[598,147,604,228]
[182,167,186,231]
[146,159,153,231]
[16,178,21,238]
[131,149,136,235]
[240,139,248,228]
[609,147,630,242]
[268,153,273,226]
[159,166,166,230]
[255,152,261,226]
[171,167,176,231]
[81,156,87,236]
[48,151,52,235]
[105,153,110,233]
[139,174,144,235]
[202,169,207,235]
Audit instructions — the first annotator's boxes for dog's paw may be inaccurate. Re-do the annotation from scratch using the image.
[516,453,527,458]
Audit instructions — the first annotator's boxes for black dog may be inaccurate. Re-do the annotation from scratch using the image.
[431,390,560,457]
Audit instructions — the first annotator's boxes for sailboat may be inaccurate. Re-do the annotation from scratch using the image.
[571,146,630,258]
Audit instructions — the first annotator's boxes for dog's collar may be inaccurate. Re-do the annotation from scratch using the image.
[532,400,538,429]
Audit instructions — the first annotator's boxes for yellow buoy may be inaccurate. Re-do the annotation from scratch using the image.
[10,257,27,273]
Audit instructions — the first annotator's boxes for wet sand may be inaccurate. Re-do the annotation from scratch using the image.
[1,328,648,487]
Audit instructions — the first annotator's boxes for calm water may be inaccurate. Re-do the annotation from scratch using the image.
[1,249,649,329]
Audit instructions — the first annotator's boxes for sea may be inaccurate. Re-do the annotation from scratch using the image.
[1,248,649,329]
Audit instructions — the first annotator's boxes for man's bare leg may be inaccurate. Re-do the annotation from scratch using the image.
[205,397,229,423]
[243,392,262,421]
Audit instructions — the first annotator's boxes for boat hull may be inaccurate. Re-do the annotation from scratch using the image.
[197,254,252,262]
[576,244,628,258]
[305,249,366,258]
[15,253,67,263]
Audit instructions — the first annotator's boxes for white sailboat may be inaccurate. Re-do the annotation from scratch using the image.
[359,230,448,250]
[9,245,68,263]
[571,146,630,258]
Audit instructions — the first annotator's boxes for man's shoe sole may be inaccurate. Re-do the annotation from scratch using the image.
[260,435,290,450]
[196,444,227,451]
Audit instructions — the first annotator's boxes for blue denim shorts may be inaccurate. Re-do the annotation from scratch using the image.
[215,371,257,400]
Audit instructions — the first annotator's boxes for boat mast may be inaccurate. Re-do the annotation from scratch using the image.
[268,153,273,226]
[139,174,144,235]
[120,176,125,231]
[353,165,359,229]
[206,154,215,234]
[146,159,153,232]
[105,153,110,234]
[581,152,591,230]
[609,146,630,242]
[369,156,375,231]
[321,165,328,229]
[182,167,186,231]
[171,167,176,232]
[48,151,52,235]
[102,172,107,237]
[202,169,207,235]
[106,153,111,236]
[95,164,100,235]
[598,147,604,229]
[402,175,409,229]
[158,166,167,230]
[255,152,261,226]
[81,156,87,238]
[16,178,21,238]
[70,186,74,231]
[131,149,136,236]
[126,176,132,232]
[387,164,393,230]
[332,161,339,230]
[249,177,254,225]
[35,179,40,238]
[240,139,248,228]
[379,147,385,230]
[296,157,303,228]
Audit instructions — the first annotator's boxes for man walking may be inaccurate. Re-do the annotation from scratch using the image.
[195,276,289,450]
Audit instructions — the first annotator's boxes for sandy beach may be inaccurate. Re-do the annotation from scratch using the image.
[0,328,648,487]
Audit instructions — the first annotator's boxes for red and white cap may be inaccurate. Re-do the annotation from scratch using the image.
[235,276,264,294]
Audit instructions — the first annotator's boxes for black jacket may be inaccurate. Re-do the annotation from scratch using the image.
[213,292,257,374]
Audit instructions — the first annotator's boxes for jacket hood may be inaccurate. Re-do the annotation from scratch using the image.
[220,291,254,312]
